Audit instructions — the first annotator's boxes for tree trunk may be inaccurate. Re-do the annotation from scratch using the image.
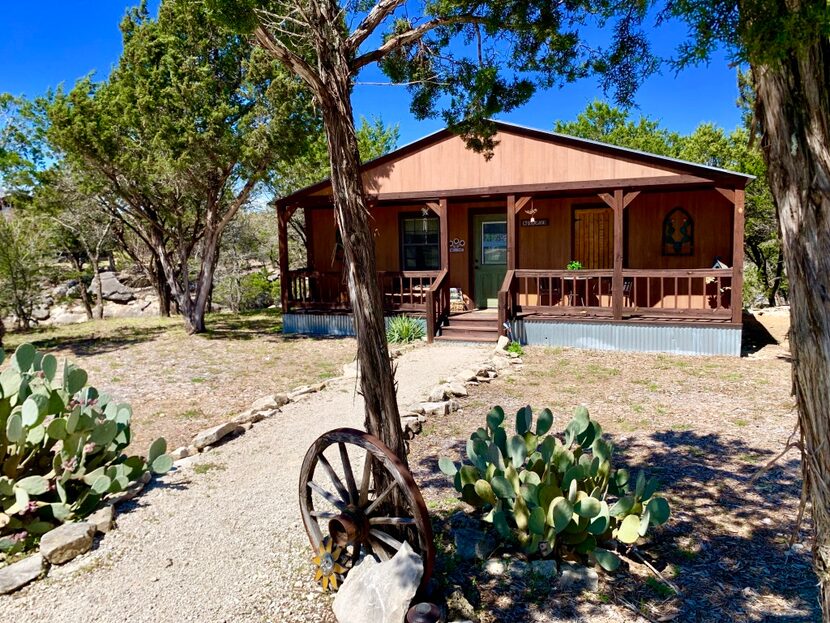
[90,259,105,321]
[153,255,172,317]
[752,28,830,617]
[67,253,94,321]
[316,47,407,464]
[769,245,785,307]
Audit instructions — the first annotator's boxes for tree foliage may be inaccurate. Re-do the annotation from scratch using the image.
[43,0,318,333]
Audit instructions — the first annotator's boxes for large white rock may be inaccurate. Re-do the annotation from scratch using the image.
[0,554,46,594]
[495,335,510,352]
[333,542,423,623]
[250,394,289,412]
[419,401,450,416]
[39,522,95,565]
[427,385,449,402]
[192,422,238,450]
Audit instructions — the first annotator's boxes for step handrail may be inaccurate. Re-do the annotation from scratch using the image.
[497,269,516,338]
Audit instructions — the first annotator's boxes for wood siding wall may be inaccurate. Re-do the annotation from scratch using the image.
[305,188,734,305]
[309,131,678,198]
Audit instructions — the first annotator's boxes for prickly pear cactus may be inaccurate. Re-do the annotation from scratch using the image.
[439,405,670,571]
[0,344,172,557]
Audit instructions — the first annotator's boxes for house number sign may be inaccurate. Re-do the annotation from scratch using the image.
[449,238,466,253]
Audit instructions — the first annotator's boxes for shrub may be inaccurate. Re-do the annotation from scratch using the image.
[0,344,171,557]
[239,269,280,311]
[386,315,425,344]
[566,260,583,270]
[506,341,524,356]
[439,405,670,571]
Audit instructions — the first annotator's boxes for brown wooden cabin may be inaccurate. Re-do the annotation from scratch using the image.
[275,121,751,356]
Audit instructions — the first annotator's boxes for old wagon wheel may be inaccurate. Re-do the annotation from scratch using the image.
[299,427,435,590]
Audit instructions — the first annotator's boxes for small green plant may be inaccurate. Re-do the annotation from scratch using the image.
[439,405,670,572]
[386,315,425,344]
[506,341,524,356]
[566,260,583,270]
[0,344,172,557]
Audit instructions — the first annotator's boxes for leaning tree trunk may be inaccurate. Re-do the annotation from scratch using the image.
[90,258,105,321]
[67,253,94,321]
[316,47,407,465]
[752,29,830,618]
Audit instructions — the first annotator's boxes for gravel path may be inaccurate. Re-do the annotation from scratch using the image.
[1,343,489,623]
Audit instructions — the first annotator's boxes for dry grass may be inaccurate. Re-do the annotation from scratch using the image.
[4,310,356,450]
[409,345,816,622]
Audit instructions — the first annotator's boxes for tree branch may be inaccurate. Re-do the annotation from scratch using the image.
[352,15,485,70]
[253,26,325,95]
[346,0,408,53]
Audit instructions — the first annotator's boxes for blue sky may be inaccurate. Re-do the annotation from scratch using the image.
[1,2,744,145]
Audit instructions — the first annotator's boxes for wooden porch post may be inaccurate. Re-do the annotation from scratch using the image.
[599,190,638,321]
[439,198,449,270]
[507,195,517,271]
[612,189,624,321]
[277,204,290,313]
[732,189,745,324]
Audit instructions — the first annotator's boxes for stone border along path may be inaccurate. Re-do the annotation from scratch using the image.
[0,341,523,623]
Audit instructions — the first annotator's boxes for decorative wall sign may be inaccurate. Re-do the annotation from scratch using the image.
[449,238,466,253]
[521,218,549,227]
[662,207,694,256]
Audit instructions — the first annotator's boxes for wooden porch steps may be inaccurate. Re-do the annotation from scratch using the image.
[436,311,500,343]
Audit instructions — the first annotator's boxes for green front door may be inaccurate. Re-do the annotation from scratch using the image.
[473,214,508,308]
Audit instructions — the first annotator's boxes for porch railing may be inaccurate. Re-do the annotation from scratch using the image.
[621,269,733,318]
[284,270,443,311]
[498,268,734,330]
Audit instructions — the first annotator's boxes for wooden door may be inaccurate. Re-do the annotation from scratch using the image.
[473,214,507,308]
[572,207,613,269]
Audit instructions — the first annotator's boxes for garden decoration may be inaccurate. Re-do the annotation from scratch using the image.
[299,428,435,591]
[440,405,670,572]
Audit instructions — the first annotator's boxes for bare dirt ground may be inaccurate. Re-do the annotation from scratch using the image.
[4,311,357,450]
[410,313,816,622]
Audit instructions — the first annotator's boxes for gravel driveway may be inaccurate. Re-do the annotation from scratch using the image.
[1,343,489,623]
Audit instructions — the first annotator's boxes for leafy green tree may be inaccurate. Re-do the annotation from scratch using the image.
[0,94,43,207]
[554,101,684,156]
[44,0,318,334]
[0,215,49,330]
[33,166,115,320]
[208,0,656,466]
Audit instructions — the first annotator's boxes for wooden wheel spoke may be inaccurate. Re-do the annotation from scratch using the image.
[359,452,372,506]
[368,516,417,526]
[338,442,359,504]
[307,480,346,510]
[318,453,350,504]
[310,510,337,519]
[369,528,403,551]
[368,536,391,561]
[364,480,397,515]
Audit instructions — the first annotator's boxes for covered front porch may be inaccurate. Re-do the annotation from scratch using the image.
[275,122,749,355]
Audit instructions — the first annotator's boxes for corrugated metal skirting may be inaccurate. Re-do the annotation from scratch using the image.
[511,319,741,356]
[283,313,426,337]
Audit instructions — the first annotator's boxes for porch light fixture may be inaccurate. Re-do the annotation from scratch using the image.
[524,205,538,223]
